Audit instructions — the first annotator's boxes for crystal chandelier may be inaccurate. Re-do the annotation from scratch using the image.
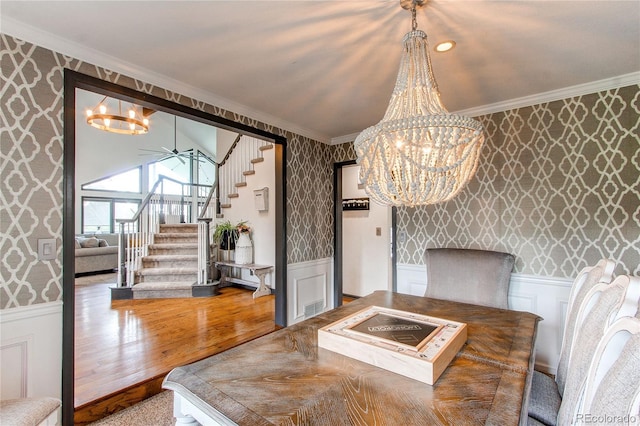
[86,96,149,135]
[354,0,484,207]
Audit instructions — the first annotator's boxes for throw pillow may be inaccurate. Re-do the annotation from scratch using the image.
[80,237,99,248]
[75,238,82,249]
[98,239,109,247]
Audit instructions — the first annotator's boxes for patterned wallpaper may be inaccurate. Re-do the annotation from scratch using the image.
[393,85,640,277]
[0,34,331,309]
[1,33,638,309]
[2,36,64,308]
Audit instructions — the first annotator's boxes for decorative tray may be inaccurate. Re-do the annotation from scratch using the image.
[318,306,467,385]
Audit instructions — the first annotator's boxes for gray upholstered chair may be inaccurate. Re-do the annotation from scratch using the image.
[527,259,616,426]
[423,248,515,309]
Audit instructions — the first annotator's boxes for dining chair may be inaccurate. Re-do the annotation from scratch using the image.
[423,248,515,309]
[575,316,640,424]
[527,258,616,426]
[556,275,640,425]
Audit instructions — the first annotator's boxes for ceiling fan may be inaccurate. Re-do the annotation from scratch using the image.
[139,116,203,164]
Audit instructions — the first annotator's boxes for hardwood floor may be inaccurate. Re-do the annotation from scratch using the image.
[74,273,279,424]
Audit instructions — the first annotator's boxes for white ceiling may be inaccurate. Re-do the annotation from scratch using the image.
[3,1,639,143]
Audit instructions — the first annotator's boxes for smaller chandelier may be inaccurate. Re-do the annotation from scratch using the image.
[86,96,149,135]
[354,0,485,207]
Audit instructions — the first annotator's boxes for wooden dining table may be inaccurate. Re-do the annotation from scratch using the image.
[163,291,541,425]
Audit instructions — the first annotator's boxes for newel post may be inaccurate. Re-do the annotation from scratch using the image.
[198,218,212,285]
[117,221,127,287]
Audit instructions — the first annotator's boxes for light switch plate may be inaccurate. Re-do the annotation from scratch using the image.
[38,238,56,261]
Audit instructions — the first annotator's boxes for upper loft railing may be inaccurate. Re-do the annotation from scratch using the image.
[116,174,218,288]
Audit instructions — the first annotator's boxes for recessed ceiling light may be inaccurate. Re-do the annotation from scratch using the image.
[435,40,456,52]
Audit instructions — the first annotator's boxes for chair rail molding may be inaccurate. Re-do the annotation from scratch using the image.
[397,263,573,374]
[0,301,63,400]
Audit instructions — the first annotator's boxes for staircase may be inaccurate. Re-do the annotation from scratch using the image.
[114,136,271,300]
[131,223,216,299]
[219,142,273,210]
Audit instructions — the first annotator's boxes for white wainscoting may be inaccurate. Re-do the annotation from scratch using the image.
[0,302,63,400]
[287,258,333,325]
[397,263,572,374]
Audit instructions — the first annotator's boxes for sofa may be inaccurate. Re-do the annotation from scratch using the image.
[75,233,119,275]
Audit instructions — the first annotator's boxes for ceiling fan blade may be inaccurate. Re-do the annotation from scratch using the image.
[161,146,173,154]
[139,148,165,153]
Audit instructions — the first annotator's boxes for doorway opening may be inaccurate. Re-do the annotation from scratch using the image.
[333,160,396,303]
[63,70,287,424]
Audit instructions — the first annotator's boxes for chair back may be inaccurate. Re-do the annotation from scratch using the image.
[557,275,640,425]
[555,259,616,395]
[423,248,514,309]
[577,316,640,424]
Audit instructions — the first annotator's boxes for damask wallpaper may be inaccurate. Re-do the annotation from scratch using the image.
[1,33,638,310]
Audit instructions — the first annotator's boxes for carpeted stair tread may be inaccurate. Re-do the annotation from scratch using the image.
[136,267,198,275]
[143,255,198,261]
[154,233,198,240]
[159,224,198,233]
[132,281,195,291]
[148,243,198,249]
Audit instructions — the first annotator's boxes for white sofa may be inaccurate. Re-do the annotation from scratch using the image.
[75,233,119,275]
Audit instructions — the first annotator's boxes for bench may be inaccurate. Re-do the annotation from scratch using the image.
[214,261,273,298]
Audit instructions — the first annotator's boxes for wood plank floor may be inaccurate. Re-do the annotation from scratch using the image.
[74,273,279,424]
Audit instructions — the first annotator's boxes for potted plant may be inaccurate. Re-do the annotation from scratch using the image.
[213,220,238,261]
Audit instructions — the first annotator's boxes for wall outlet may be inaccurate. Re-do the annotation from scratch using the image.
[38,238,56,261]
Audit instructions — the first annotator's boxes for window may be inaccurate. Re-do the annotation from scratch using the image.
[82,166,141,193]
[148,156,190,195]
[197,151,216,186]
[82,197,140,234]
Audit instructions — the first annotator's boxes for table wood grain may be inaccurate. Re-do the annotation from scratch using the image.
[164,291,541,425]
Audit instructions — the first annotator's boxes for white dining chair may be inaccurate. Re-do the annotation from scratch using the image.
[423,248,515,309]
[556,275,640,425]
[527,258,616,426]
[575,316,640,425]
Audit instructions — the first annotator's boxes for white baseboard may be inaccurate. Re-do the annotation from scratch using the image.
[0,302,63,400]
[397,264,572,375]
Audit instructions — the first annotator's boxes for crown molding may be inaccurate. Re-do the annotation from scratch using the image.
[2,17,331,144]
[4,17,637,146]
[455,72,640,117]
[329,132,360,145]
[330,72,640,144]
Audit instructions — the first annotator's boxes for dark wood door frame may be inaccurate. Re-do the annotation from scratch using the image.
[63,70,287,424]
[332,160,397,306]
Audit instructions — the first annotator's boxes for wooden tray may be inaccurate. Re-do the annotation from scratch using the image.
[318,306,467,385]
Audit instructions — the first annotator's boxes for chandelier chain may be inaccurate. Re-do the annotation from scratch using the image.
[411,2,418,31]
